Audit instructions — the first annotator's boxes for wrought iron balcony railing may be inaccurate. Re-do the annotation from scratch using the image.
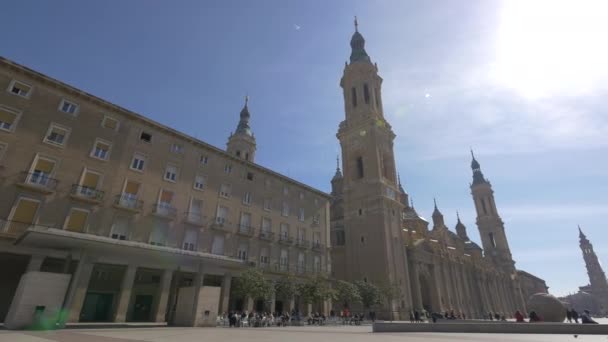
[70,184,104,202]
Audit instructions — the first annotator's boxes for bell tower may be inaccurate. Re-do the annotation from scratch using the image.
[578,226,608,312]
[469,150,515,272]
[334,17,412,317]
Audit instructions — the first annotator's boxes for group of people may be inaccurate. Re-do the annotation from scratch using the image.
[221,310,297,327]
[336,309,368,325]
[513,309,599,324]
[566,309,599,324]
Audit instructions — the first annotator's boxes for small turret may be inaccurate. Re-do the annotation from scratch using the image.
[227,96,257,162]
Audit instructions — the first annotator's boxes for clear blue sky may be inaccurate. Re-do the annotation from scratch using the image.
[2,0,607,296]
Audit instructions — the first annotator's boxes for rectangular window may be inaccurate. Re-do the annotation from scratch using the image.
[0,141,7,162]
[261,217,271,233]
[313,232,321,244]
[246,172,254,181]
[28,156,56,186]
[351,87,357,107]
[386,187,396,200]
[58,99,79,116]
[140,131,152,143]
[164,165,178,182]
[299,192,304,200]
[297,227,305,241]
[120,180,140,207]
[239,212,252,231]
[7,80,32,98]
[193,174,206,190]
[211,234,225,255]
[200,155,209,165]
[237,242,248,260]
[110,217,129,240]
[298,208,305,222]
[314,255,321,272]
[64,208,89,233]
[280,249,288,270]
[242,192,252,205]
[219,184,231,198]
[90,138,111,160]
[280,223,289,238]
[298,252,305,272]
[171,143,184,154]
[130,153,146,171]
[260,247,269,265]
[374,87,380,107]
[79,169,101,191]
[283,186,289,196]
[313,214,320,226]
[101,115,120,131]
[281,202,289,217]
[224,164,232,174]
[183,229,198,251]
[216,205,229,224]
[43,123,71,147]
[263,199,271,211]
[149,221,168,246]
[188,198,203,222]
[336,230,345,246]
[7,197,40,234]
[0,105,20,132]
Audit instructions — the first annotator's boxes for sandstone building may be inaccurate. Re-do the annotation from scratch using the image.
[0,57,331,326]
[330,21,547,319]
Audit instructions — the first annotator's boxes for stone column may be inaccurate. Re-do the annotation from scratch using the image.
[190,264,204,326]
[288,298,295,312]
[63,256,94,323]
[220,273,232,314]
[269,287,276,313]
[154,269,173,322]
[307,303,313,315]
[246,298,254,312]
[26,254,45,272]
[410,263,423,310]
[114,264,138,322]
[432,262,445,312]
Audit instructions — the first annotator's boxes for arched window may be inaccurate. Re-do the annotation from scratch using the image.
[481,198,488,215]
[356,157,364,178]
[351,87,357,107]
[374,87,380,107]
[364,84,370,104]
[236,150,241,157]
[245,152,249,161]
[489,233,497,248]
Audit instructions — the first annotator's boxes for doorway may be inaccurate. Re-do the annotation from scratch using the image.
[80,293,114,322]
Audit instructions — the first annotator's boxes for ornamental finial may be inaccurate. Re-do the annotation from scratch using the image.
[354,16,358,32]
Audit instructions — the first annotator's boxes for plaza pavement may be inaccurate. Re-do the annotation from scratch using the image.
[2,324,608,342]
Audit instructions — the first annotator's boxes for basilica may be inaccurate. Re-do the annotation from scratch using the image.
[329,20,547,319]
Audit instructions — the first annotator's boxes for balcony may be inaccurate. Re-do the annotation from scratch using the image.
[113,194,143,212]
[295,238,309,248]
[183,212,206,226]
[278,234,293,245]
[0,219,30,238]
[70,184,104,204]
[258,230,274,241]
[210,217,232,232]
[236,224,255,237]
[312,241,324,251]
[151,203,177,219]
[17,171,58,194]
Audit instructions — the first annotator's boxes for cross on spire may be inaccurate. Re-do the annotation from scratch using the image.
[336,155,341,171]
[244,94,249,107]
[354,16,358,32]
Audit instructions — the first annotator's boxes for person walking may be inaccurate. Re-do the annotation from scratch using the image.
[581,310,599,324]
[572,309,580,323]
[514,310,524,322]
[566,309,573,323]
[414,310,421,323]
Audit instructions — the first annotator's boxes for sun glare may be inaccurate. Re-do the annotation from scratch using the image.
[492,0,608,99]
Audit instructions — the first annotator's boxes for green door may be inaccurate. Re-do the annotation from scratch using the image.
[80,293,114,322]
[132,295,153,322]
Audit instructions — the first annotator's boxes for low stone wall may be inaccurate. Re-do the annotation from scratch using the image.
[373,322,608,335]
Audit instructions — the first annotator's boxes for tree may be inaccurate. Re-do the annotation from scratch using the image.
[379,281,402,321]
[354,280,382,309]
[275,275,299,302]
[298,275,334,305]
[232,269,274,303]
[334,280,361,309]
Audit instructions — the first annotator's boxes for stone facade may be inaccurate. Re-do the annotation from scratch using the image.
[330,22,544,319]
[0,56,332,325]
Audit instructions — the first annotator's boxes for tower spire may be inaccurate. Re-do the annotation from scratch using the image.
[349,16,371,63]
[354,16,358,32]
[226,95,257,162]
